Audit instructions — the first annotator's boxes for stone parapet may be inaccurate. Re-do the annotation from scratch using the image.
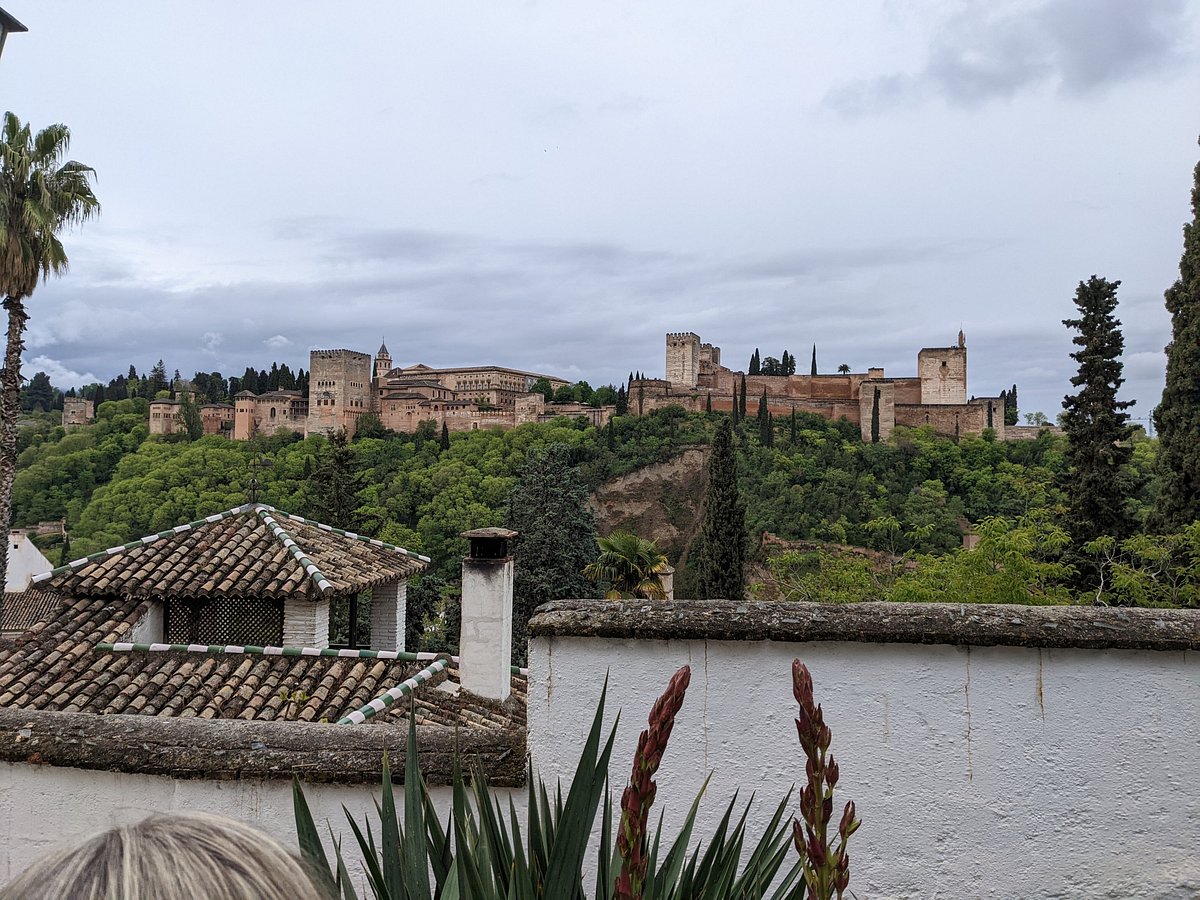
[528,599,1200,651]
[0,707,525,785]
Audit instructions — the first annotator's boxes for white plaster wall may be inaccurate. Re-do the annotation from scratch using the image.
[5,535,51,592]
[528,636,1200,899]
[0,763,523,892]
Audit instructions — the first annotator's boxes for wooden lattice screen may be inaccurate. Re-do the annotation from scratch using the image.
[165,597,284,646]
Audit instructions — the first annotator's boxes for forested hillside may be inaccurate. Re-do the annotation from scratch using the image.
[16,403,1191,638]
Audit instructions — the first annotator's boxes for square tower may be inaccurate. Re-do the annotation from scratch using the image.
[917,346,967,405]
[665,332,701,389]
[307,349,373,437]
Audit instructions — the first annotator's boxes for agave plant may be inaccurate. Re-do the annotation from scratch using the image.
[295,661,853,899]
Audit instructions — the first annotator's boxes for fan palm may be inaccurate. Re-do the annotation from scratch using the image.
[584,530,670,600]
[0,112,99,601]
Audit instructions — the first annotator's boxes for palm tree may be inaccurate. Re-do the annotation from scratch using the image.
[837,363,851,375]
[0,113,99,600]
[583,530,669,600]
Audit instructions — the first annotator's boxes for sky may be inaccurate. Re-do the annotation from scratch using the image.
[3,0,1198,426]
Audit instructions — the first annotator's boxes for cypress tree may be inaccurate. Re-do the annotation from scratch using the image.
[731,384,739,425]
[92,384,105,410]
[615,384,628,416]
[1153,143,1200,530]
[506,443,598,663]
[739,374,747,418]
[694,417,746,600]
[1005,383,1019,426]
[705,392,712,413]
[305,429,364,531]
[810,344,818,376]
[439,421,450,451]
[870,388,881,443]
[749,349,761,375]
[58,532,71,566]
[1060,276,1135,555]
[756,386,768,435]
[784,350,796,376]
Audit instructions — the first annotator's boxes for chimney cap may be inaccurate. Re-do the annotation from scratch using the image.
[462,527,518,560]
[461,527,518,540]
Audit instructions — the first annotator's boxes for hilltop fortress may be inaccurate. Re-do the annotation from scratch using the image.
[146,343,586,440]
[143,331,1009,442]
[633,330,1008,441]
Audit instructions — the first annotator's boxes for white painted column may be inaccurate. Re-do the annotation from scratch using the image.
[282,596,330,648]
[370,580,407,651]
[458,528,516,702]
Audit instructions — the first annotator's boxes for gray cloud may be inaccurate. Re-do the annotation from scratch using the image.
[827,0,1191,114]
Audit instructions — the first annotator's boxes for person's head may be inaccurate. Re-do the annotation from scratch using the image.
[0,811,327,900]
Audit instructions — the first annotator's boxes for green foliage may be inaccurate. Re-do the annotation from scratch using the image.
[507,443,598,663]
[305,429,365,531]
[21,371,56,412]
[766,551,884,604]
[178,392,203,441]
[11,399,150,528]
[584,530,668,599]
[889,515,1074,605]
[1083,525,1200,608]
[1153,143,1200,531]
[1060,276,1136,559]
[694,418,746,600]
[294,678,811,900]
[749,348,761,375]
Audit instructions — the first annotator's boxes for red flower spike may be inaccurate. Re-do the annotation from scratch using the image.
[615,666,691,900]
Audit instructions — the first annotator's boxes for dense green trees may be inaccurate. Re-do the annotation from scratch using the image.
[0,113,99,607]
[1060,276,1135,562]
[506,443,598,663]
[304,429,364,531]
[693,417,746,600]
[1153,144,1200,531]
[21,371,55,411]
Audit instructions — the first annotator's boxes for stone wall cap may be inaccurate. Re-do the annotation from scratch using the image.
[527,600,1200,652]
[0,707,525,785]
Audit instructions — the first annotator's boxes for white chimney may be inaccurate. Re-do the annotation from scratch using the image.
[458,527,515,701]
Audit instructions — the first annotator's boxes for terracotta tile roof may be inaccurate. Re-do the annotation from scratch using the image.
[0,593,525,729]
[33,504,430,600]
[0,589,61,635]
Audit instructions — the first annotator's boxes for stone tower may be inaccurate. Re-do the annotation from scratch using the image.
[306,349,373,438]
[665,332,701,389]
[374,340,392,386]
[917,342,967,405]
[62,396,94,431]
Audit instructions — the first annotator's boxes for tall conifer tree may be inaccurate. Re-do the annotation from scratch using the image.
[694,418,746,600]
[506,443,598,663]
[749,349,761,375]
[810,344,817,376]
[1153,144,1200,530]
[1060,276,1135,555]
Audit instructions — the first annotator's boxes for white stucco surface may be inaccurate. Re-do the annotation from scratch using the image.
[528,636,1200,899]
[0,763,523,891]
[4,535,51,592]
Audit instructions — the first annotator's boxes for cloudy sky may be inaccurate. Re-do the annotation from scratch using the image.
[5,0,1198,425]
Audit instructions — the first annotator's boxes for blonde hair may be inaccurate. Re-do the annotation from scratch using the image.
[0,812,328,900]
